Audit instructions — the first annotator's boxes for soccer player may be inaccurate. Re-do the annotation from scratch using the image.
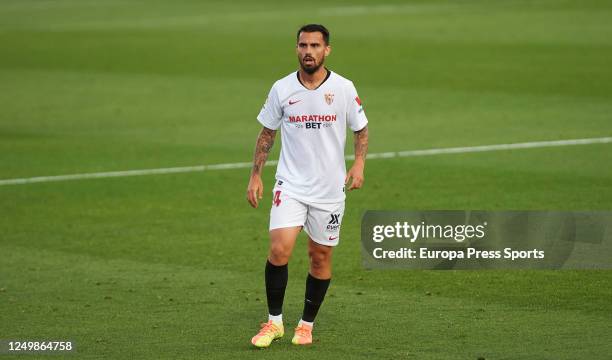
[246,24,369,347]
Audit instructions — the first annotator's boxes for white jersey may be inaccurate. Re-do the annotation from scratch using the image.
[257,70,368,203]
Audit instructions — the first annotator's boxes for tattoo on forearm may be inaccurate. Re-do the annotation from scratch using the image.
[354,126,369,160]
[251,127,277,176]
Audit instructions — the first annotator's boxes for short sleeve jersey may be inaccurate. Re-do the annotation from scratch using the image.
[257,70,368,203]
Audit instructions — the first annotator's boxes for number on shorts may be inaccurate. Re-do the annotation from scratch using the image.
[273,190,281,207]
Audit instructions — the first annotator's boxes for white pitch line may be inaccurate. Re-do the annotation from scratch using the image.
[1,136,611,186]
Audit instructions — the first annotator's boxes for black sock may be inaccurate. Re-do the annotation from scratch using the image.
[302,273,331,323]
[265,260,288,316]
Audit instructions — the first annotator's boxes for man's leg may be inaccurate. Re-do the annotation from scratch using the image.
[266,226,301,319]
[304,238,333,321]
[251,226,301,348]
[292,238,333,345]
[292,199,343,345]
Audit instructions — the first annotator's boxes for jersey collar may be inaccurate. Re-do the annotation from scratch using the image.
[296,68,331,90]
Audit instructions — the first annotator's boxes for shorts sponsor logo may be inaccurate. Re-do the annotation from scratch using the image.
[329,214,340,224]
[327,213,341,231]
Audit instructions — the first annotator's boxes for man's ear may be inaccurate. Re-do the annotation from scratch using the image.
[325,46,332,57]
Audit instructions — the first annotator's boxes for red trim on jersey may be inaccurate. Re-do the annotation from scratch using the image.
[355,96,362,106]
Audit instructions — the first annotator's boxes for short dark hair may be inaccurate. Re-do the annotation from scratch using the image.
[296,24,330,45]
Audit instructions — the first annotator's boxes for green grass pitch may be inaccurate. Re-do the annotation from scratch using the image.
[1,0,611,359]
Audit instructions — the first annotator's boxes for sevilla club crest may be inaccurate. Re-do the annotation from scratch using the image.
[324,92,334,105]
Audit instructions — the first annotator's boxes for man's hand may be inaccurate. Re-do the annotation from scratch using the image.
[345,163,364,191]
[247,175,264,208]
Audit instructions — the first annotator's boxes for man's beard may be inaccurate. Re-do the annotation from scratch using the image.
[300,56,324,74]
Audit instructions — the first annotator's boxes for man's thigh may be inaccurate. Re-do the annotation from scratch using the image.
[269,188,308,230]
[268,188,308,263]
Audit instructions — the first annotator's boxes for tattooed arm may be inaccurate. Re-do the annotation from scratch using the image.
[247,126,277,208]
[345,125,369,191]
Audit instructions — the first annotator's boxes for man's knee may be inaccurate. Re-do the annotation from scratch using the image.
[269,242,292,265]
[268,227,300,265]
[308,247,332,271]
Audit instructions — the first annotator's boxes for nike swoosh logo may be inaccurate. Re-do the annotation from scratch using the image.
[328,236,338,241]
[288,99,301,105]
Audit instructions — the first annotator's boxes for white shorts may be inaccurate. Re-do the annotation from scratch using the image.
[269,185,345,247]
